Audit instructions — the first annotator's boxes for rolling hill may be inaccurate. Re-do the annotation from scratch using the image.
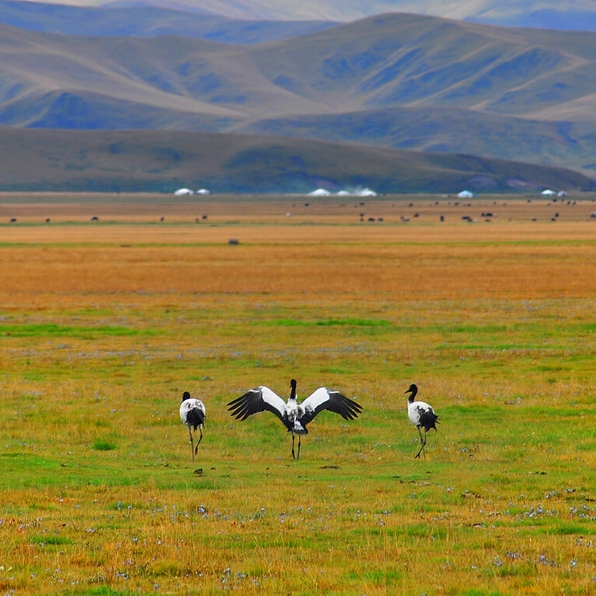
[235,107,596,175]
[0,126,592,193]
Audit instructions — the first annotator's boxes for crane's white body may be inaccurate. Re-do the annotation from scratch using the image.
[408,400,436,427]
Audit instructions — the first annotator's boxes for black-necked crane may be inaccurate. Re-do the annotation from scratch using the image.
[179,391,206,460]
[227,378,362,460]
[405,383,439,458]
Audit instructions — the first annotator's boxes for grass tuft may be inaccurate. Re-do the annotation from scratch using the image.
[91,439,117,451]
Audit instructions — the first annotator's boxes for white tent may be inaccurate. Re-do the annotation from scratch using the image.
[357,188,377,197]
[196,189,210,195]
[541,189,556,196]
[174,188,194,196]
[308,188,331,196]
[457,190,473,198]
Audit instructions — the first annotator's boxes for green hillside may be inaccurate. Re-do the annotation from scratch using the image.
[236,107,596,175]
[0,127,592,193]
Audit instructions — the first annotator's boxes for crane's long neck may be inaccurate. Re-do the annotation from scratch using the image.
[408,387,418,403]
[289,379,297,402]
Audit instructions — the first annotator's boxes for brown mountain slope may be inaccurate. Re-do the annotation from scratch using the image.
[3,14,596,123]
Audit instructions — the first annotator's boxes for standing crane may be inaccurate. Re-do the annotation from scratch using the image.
[405,383,439,458]
[179,391,206,460]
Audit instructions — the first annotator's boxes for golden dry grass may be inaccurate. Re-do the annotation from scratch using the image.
[0,193,595,595]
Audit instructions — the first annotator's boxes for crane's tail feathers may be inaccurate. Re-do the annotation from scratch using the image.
[187,408,205,431]
[292,420,307,434]
[419,411,439,433]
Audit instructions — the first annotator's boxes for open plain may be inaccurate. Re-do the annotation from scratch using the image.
[0,192,595,595]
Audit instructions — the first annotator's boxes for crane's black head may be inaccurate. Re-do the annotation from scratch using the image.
[404,384,418,397]
[182,391,191,402]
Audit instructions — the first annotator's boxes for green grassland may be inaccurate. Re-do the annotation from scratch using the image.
[0,198,595,595]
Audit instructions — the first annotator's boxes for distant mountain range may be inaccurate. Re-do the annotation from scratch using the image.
[13,0,596,31]
[4,0,596,37]
[0,0,338,42]
[1,1,596,192]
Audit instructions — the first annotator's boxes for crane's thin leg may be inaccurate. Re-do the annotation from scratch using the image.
[297,435,301,461]
[194,427,203,457]
[291,433,296,460]
[188,428,195,461]
[415,427,427,459]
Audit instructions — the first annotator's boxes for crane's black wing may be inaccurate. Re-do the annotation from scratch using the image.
[227,386,286,424]
[300,388,362,426]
